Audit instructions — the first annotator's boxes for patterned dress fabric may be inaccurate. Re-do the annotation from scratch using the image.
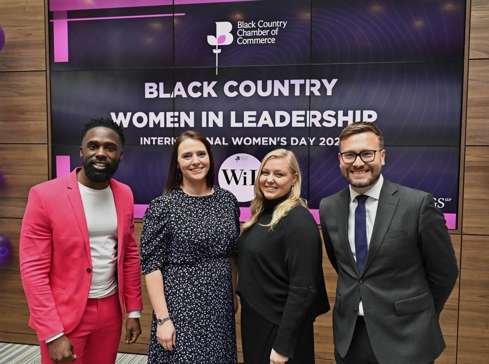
[140,187,240,364]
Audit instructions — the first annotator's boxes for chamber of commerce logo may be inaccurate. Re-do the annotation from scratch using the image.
[207,22,233,75]
[218,153,261,202]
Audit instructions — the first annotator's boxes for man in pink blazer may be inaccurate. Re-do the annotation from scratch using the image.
[20,118,143,364]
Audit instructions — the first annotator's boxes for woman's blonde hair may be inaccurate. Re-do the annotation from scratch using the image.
[242,149,307,230]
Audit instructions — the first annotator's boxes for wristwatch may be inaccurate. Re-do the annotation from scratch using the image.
[157,316,171,325]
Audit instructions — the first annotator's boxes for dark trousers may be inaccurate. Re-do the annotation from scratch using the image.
[334,316,434,364]
[240,297,315,364]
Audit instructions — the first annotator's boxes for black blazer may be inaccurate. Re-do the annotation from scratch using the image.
[319,178,458,364]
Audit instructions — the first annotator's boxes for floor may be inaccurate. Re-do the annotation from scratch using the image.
[0,342,148,364]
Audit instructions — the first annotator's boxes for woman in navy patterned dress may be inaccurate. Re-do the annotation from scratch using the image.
[140,130,240,363]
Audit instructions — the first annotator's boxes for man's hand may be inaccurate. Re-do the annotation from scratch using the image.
[124,317,142,344]
[48,335,77,362]
[270,348,288,364]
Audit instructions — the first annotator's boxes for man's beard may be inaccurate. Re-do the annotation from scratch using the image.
[348,176,379,189]
[343,168,381,190]
[83,159,119,183]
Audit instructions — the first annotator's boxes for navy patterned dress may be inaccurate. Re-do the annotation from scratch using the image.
[140,186,240,364]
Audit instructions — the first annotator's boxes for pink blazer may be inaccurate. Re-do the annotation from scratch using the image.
[20,168,143,341]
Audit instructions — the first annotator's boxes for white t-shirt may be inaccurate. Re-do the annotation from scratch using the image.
[78,183,118,299]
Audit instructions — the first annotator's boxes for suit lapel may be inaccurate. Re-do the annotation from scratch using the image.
[363,180,399,273]
[66,168,91,260]
[336,189,359,273]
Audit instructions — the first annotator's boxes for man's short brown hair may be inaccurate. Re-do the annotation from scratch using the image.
[339,122,384,150]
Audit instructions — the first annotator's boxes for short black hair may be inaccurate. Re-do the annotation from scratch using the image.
[80,117,125,146]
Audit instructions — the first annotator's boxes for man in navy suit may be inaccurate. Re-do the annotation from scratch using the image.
[319,122,458,364]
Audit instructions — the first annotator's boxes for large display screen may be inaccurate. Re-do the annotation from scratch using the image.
[49,0,466,228]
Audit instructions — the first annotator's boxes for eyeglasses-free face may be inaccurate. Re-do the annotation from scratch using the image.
[259,157,298,201]
[177,139,210,186]
[338,132,385,194]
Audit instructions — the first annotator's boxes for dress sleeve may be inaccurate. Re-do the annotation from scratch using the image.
[140,197,169,275]
[273,207,325,357]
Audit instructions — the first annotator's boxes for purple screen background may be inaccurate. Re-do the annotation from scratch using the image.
[49,0,466,227]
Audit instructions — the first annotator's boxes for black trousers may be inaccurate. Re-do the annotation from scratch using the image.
[240,297,315,364]
[334,316,435,364]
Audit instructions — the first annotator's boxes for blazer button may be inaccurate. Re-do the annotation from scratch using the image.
[359,279,364,284]
[86,268,92,273]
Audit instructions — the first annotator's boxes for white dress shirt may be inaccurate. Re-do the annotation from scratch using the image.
[348,174,384,315]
